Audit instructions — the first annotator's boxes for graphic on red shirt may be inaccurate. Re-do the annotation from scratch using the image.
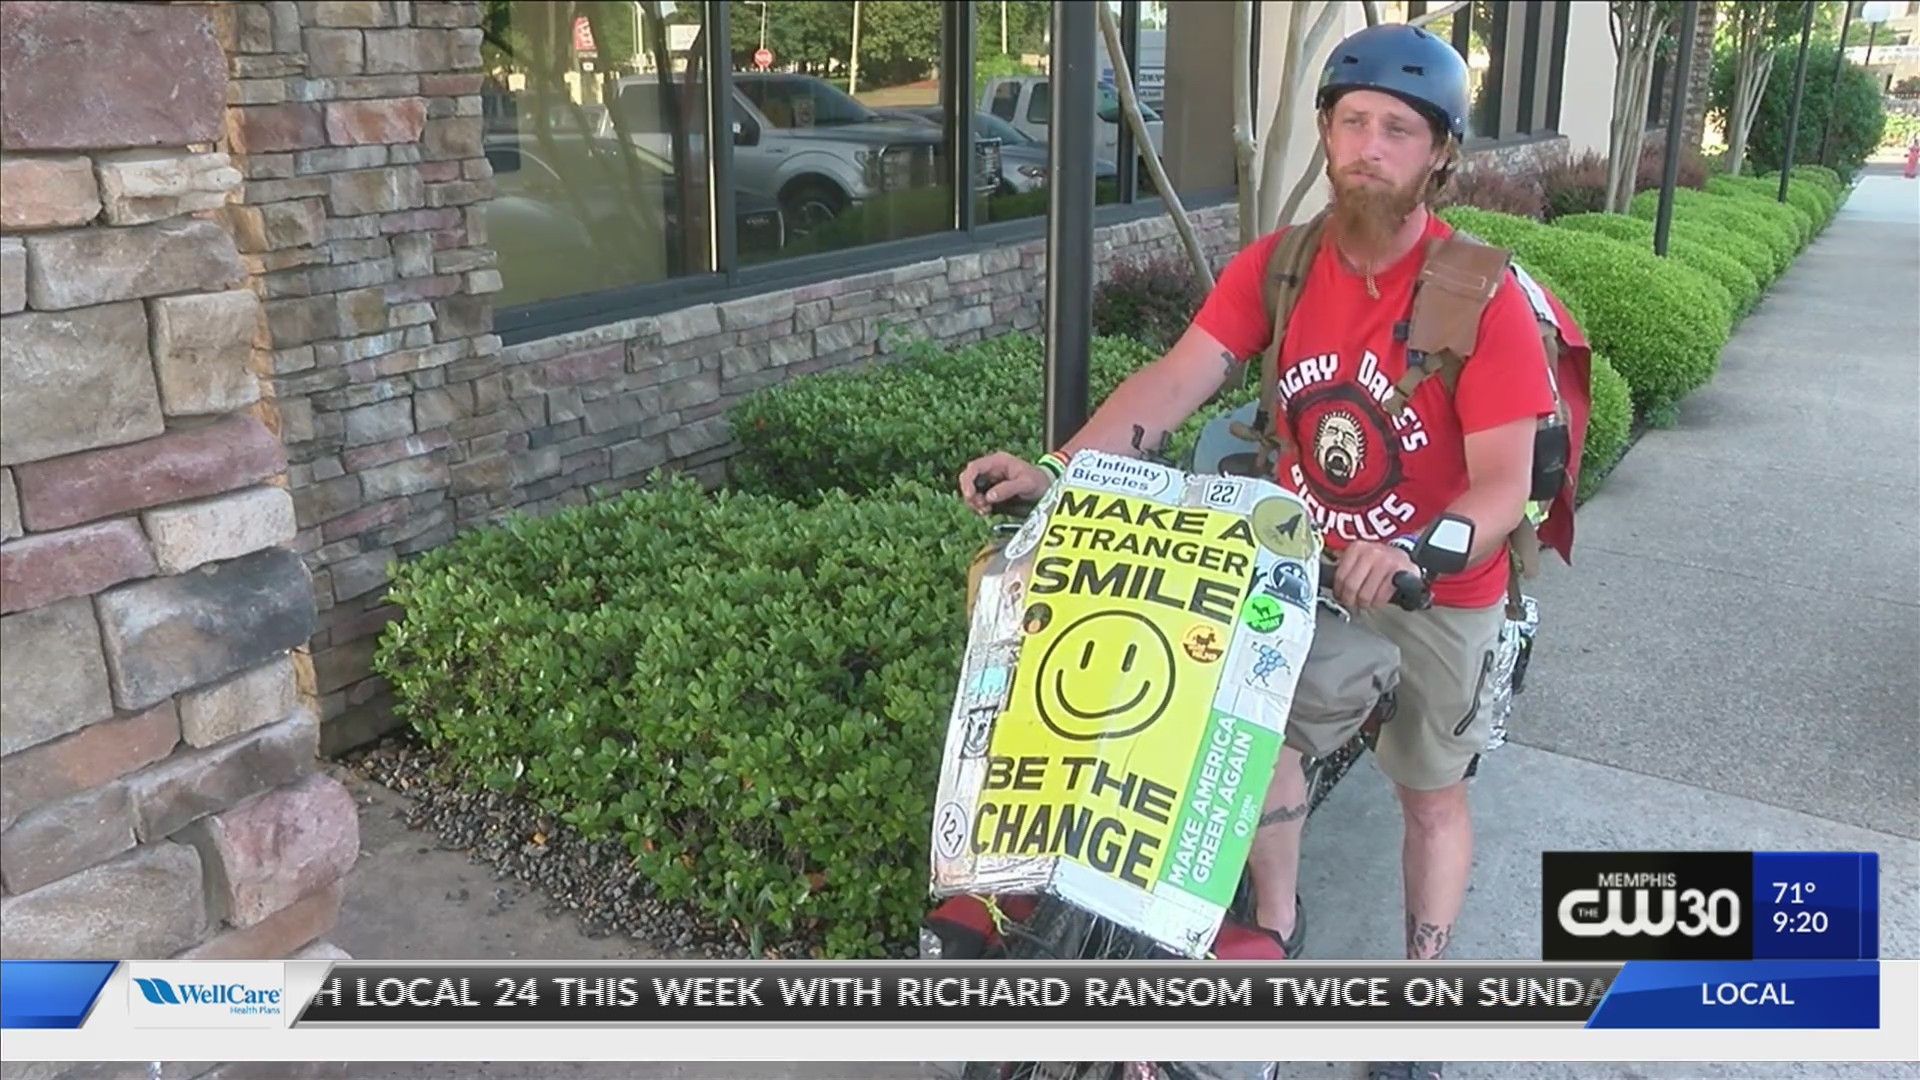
[1191,211,1556,610]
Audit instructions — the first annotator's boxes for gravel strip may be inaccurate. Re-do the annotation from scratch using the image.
[341,735,917,960]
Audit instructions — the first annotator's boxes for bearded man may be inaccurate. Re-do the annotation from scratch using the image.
[959,27,1557,1078]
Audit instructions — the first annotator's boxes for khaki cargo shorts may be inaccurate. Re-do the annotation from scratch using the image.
[1283,596,1507,791]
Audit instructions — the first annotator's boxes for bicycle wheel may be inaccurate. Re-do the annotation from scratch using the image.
[959,896,1160,1080]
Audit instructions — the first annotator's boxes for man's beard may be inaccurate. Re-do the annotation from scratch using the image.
[1326,162,1427,256]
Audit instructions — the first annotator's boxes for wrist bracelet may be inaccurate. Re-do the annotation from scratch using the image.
[1389,535,1419,557]
[1036,450,1069,479]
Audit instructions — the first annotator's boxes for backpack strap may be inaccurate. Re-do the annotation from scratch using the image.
[1385,230,1513,417]
[1225,209,1331,476]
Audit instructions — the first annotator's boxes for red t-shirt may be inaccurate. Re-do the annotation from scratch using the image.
[1193,212,1555,610]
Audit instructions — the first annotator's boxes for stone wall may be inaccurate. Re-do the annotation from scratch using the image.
[211,0,499,753]
[0,0,357,977]
[1464,132,1572,175]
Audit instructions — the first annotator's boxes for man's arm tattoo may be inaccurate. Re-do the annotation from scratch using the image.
[1405,913,1454,960]
[1259,802,1308,827]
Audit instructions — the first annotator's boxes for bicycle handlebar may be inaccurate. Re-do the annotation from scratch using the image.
[970,476,1433,612]
[973,474,1039,520]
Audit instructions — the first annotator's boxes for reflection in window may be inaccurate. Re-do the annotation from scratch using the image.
[972,1,1126,222]
[482,1,715,310]
[1466,2,1502,140]
[730,1,981,262]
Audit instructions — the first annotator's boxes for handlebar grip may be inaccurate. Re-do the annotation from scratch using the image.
[973,474,1038,519]
[1320,560,1434,612]
[1389,570,1433,612]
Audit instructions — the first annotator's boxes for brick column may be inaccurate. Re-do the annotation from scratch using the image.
[1681,1,1717,154]
[215,0,498,753]
[0,0,358,971]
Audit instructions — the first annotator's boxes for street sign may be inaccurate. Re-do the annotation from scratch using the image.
[572,17,595,54]
[754,47,773,70]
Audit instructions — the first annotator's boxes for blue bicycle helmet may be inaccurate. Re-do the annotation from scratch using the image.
[1316,23,1471,142]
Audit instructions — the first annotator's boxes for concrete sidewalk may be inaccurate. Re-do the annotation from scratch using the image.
[316,174,1920,1080]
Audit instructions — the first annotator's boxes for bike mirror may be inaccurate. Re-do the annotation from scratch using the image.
[1412,513,1475,576]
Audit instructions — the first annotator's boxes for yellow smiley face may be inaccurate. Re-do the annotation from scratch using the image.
[1032,611,1177,742]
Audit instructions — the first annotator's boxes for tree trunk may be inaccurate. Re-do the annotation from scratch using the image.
[1098,3,1215,290]
[1233,0,1259,244]
[1727,9,1778,176]
[1605,3,1670,214]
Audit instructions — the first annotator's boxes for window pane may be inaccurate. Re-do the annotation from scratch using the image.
[481,1,713,311]
[1467,1,1502,139]
[973,1,1123,223]
[731,0,960,263]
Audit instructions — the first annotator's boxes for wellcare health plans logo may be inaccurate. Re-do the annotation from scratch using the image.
[126,962,287,1028]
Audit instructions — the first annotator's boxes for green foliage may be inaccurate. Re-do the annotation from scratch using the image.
[1630,188,1797,277]
[1577,351,1635,505]
[1787,163,1846,200]
[1438,206,1731,416]
[985,178,1123,222]
[775,186,952,259]
[729,333,1165,503]
[1093,255,1207,352]
[1753,172,1839,230]
[1705,176,1817,243]
[1552,213,1758,321]
[374,474,992,959]
[729,0,944,88]
[1884,112,1920,152]
[974,52,1042,103]
[1712,38,1886,180]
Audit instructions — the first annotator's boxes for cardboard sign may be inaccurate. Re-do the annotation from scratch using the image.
[930,451,1324,958]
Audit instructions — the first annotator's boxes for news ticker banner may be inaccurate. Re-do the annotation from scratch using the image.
[5,960,1914,1065]
[0,958,1890,1030]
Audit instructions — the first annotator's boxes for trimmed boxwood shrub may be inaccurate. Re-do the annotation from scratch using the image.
[373,474,993,958]
[1754,172,1840,228]
[1438,206,1731,415]
[1630,189,1797,277]
[1788,164,1846,200]
[1579,350,1634,505]
[1705,176,1818,243]
[729,332,1252,502]
[1552,213,1757,321]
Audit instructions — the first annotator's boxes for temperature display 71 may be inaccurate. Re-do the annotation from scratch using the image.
[1751,852,1879,961]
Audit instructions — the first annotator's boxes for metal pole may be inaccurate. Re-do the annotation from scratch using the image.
[1044,0,1097,448]
[1820,1,1860,168]
[1655,0,1700,257]
[1779,0,1816,202]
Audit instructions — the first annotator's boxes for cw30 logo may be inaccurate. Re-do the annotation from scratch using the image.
[1555,887,1743,938]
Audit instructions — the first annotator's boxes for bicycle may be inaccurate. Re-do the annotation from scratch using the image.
[924,447,1475,1080]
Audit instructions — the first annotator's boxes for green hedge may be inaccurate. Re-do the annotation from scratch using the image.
[373,475,992,958]
[1786,165,1847,203]
[1552,212,1757,321]
[1704,176,1819,243]
[1579,350,1634,504]
[1630,188,1797,277]
[729,333,1252,502]
[1438,207,1731,415]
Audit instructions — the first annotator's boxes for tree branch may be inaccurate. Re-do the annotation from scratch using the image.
[1258,0,1341,233]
